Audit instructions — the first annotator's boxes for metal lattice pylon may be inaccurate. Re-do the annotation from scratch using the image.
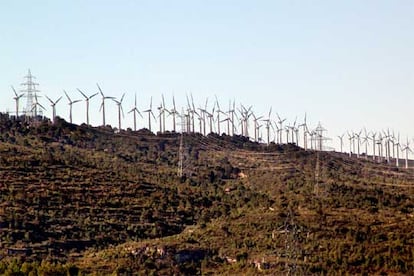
[20,69,41,117]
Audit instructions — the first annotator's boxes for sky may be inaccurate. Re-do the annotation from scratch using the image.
[1,0,414,152]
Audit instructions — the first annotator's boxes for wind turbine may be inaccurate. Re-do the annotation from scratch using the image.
[272,120,280,144]
[31,93,45,118]
[239,105,252,138]
[64,90,81,124]
[128,93,143,131]
[197,97,209,135]
[169,96,179,132]
[354,130,362,158]
[288,117,298,145]
[252,113,263,142]
[113,93,125,131]
[215,95,225,135]
[382,130,391,163]
[347,132,354,157]
[45,95,62,124]
[377,133,384,162]
[77,88,98,126]
[220,116,232,136]
[157,99,164,133]
[96,84,115,126]
[11,86,24,118]
[261,107,272,145]
[157,95,169,133]
[276,113,286,144]
[369,132,377,161]
[362,131,369,160]
[143,96,156,132]
[298,113,308,150]
[227,100,237,136]
[337,133,345,153]
[187,93,198,133]
[206,103,216,134]
[402,138,411,169]
[395,133,400,167]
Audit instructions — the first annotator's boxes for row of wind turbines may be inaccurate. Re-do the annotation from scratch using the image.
[10,83,414,169]
[337,129,413,169]
[11,84,326,148]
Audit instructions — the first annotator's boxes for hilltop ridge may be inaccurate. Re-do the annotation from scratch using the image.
[0,113,413,275]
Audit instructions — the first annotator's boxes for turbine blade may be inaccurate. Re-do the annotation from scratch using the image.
[96,83,104,96]
[64,90,71,102]
[11,86,18,97]
[77,88,88,99]
[45,95,53,104]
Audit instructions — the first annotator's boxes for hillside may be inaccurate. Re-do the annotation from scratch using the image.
[0,113,413,275]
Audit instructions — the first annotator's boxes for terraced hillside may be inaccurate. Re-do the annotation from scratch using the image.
[0,113,413,275]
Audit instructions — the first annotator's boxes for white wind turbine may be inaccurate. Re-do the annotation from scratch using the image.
[264,108,273,145]
[143,96,156,132]
[276,113,286,144]
[11,86,24,118]
[347,132,354,157]
[206,103,216,134]
[157,98,164,133]
[64,90,81,124]
[218,100,232,136]
[362,131,369,160]
[401,138,411,169]
[128,93,143,132]
[369,132,377,161]
[337,133,345,153]
[377,133,384,162]
[395,133,400,167]
[354,130,362,158]
[45,95,62,124]
[188,94,198,133]
[391,131,396,160]
[32,93,45,118]
[77,88,98,126]
[252,113,263,142]
[298,113,308,150]
[169,96,179,132]
[288,117,298,145]
[197,97,208,135]
[239,105,252,138]
[228,100,237,136]
[215,96,221,135]
[96,84,115,127]
[272,120,280,144]
[112,93,125,131]
[383,130,391,164]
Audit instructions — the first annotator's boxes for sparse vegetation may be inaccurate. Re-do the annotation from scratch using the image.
[0,113,413,275]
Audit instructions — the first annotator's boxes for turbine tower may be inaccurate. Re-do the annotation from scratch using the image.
[11,86,24,118]
[64,90,81,124]
[337,133,345,153]
[78,88,98,126]
[298,113,308,150]
[402,139,411,169]
[276,113,286,144]
[143,96,156,132]
[128,93,143,131]
[31,93,45,118]
[45,95,62,124]
[113,93,125,131]
[169,96,179,132]
[97,83,114,126]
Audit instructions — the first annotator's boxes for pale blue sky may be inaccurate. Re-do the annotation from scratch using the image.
[1,1,414,150]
